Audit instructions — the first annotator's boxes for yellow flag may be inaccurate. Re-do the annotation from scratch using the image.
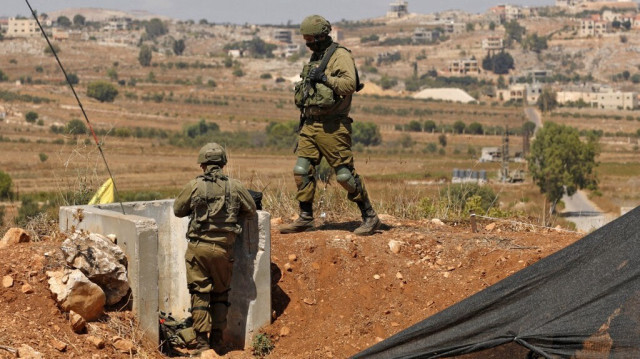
[88,178,114,205]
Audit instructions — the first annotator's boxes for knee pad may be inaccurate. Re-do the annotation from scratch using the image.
[293,157,313,190]
[335,165,357,193]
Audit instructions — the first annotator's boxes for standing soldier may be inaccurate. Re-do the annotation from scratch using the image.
[280,15,381,236]
[173,143,257,354]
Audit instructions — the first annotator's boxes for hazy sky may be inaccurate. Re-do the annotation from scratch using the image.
[8,0,557,24]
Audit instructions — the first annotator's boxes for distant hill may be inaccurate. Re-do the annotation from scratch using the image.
[47,8,170,22]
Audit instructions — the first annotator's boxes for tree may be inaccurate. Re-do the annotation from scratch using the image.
[522,121,537,136]
[423,120,436,133]
[489,22,496,31]
[0,170,12,200]
[57,16,71,27]
[173,39,186,55]
[528,122,599,215]
[482,51,514,75]
[65,119,87,134]
[144,18,168,39]
[67,73,79,85]
[453,120,466,134]
[25,111,38,123]
[87,81,118,102]
[73,14,85,26]
[523,33,548,53]
[503,20,526,47]
[407,120,422,132]
[138,45,152,67]
[537,87,558,113]
[438,134,447,147]
[467,122,484,135]
[0,69,7,81]
[352,122,382,147]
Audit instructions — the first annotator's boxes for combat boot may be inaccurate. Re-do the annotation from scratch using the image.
[354,200,381,236]
[280,202,314,234]
[190,332,209,356]
[209,329,224,353]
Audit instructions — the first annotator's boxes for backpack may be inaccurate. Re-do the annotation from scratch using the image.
[159,312,196,356]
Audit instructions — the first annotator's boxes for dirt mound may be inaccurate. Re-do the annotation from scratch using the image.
[0,218,580,358]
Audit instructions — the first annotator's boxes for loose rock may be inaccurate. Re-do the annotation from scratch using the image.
[280,326,291,337]
[51,339,67,352]
[431,218,445,226]
[288,254,297,262]
[2,275,13,288]
[21,283,34,294]
[48,269,106,321]
[86,335,105,349]
[112,336,137,354]
[16,344,42,359]
[69,310,87,333]
[61,231,129,306]
[485,223,497,231]
[388,240,402,254]
[0,228,31,248]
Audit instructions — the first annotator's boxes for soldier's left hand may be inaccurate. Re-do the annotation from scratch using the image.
[308,67,327,83]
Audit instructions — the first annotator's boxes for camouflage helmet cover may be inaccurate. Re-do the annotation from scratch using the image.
[300,15,331,36]
[197,142,227,166]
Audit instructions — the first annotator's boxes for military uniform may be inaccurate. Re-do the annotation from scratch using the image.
[281,15,381,236]
[173,144,256,352]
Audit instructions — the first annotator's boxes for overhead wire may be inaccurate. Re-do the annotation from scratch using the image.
[25,0,126,214]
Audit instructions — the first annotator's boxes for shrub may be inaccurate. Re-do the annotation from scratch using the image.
[67,73,79,85]
[138,45,153,67]
[39,153,48,162]
[25,111,38,123]
[251,333,274,357]
[439,183,498,218]
[265,121,297,149]
[65,119,88,135]
[87,81,118,102]
[0,170,12,200]
[352,122,382,147]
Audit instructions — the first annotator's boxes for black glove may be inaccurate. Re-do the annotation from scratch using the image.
[308,67,327,84]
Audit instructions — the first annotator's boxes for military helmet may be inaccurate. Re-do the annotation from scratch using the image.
[197,143,227,166]
[300,15,331,36]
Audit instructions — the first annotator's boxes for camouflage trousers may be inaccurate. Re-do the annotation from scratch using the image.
[295,116,367,203]
[184,237,234,334]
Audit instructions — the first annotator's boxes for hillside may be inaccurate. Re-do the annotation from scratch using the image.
[0,216,581,358]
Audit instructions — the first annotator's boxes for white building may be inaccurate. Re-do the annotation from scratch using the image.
[387,0,409,18]
[412,28,439,43]
[449,58,479,74]
[273,29,292,44]
[482,36,504,51]
[444,21,466,35]
[7,17,39,38]
[580,17,611,37]
[557,86,638,110]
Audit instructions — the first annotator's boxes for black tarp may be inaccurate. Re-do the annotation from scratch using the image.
[353,206,640,359]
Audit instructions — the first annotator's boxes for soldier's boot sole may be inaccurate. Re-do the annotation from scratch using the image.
[279,218,314,234]
[354,215,381,236]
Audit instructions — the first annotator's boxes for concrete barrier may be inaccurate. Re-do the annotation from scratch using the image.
[59,200,271,348]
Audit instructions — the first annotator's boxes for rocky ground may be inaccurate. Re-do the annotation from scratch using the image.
[0,215,581,358]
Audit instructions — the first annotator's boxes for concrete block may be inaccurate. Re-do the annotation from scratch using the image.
[59,205,159,341]
[59,200,271,348]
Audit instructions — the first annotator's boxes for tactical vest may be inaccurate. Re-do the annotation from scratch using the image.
[294,44,349,110]
[188,171,240,235]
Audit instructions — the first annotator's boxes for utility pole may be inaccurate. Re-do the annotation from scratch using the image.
[501,126,510,182]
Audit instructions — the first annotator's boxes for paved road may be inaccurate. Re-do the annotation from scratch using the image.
[524,107,542,133]
[561,190,610,232]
